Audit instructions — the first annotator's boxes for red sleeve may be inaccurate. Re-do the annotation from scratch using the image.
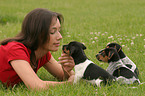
[6,42,51,71]
[7,43,30,63]
[47,51,51,61]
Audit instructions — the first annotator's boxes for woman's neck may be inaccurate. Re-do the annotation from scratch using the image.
[35,48,48,60]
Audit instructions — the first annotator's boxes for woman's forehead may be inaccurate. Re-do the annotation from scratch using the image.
[51,18,60,26]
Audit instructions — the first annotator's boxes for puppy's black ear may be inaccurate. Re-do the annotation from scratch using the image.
[108,50,114,59]
[77,42,86,50]
[105,48,114,59]
[71,41,87,50]
[106,43,122,52]
[69,46,76,55]
[81,43,86,50]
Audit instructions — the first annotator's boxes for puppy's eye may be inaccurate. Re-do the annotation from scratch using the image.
[66,47,69,50]
[106,46,109,48]
[101,52,106,57]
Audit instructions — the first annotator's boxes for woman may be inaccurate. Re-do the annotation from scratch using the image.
[0,8,75,90]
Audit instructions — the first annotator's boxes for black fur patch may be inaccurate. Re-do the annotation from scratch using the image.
[113,67,138,79]
[83,63,114,81]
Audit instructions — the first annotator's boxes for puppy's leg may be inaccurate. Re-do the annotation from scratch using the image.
[84,78,103,87]
[95,78,103,87]
[73,75,81,84]
[114,67,140,84]
[116,76,140,84]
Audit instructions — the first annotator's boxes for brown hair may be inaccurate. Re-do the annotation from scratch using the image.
[0,8,64,71]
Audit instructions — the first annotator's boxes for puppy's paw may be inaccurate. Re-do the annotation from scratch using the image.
[95,78,103,87]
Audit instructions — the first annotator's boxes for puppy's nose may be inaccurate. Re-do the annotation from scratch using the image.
[62,45,68,53]
[96,54,100,59]
[96,54,103,61]
[96,54,98,58]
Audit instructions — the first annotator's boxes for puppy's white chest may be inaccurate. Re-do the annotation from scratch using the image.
[107,60,127,75]
[74,59,93,83]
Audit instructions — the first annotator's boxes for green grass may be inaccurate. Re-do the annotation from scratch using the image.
[0,0,145,95]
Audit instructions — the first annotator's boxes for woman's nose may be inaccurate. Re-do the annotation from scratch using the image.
[57,31,62,40]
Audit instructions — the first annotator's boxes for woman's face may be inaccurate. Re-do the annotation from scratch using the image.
[43,18,62,52]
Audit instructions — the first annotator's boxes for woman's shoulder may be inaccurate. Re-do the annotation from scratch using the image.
[7,41,25,47]
[2,41,31,54]
[0,41,31,64]
[6,41,29,50]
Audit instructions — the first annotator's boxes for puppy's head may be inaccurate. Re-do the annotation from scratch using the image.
[62,41,86,56]
[106,43,122,52]
[96,47,117,63]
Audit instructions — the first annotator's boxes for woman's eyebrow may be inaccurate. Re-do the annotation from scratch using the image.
[52,27,61,29]
[52,27,57,29]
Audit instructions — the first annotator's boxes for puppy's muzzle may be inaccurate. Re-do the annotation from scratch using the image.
[96,53,102,61]
[62,45,70,55]
[96,50,109,62]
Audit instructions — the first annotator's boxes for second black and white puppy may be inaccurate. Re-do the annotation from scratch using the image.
[106,43,139,77]
[62,41,115,86]
[96,47,140,84]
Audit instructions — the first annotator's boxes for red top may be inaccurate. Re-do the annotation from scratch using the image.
[0,41,51,87]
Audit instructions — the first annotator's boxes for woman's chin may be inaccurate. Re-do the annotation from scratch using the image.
[50,48,59,52]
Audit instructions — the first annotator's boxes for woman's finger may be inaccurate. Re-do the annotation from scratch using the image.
[58,55,73,61]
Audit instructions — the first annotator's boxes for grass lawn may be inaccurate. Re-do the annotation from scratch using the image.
[0,0,145,95]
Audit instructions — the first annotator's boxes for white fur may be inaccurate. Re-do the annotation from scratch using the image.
[116,76,140,84]
[106,59,128,75]
[74,59,109,87]
[121,56,137,72]
[84,79,103,87]
[106,59,140,84]
[73,59,93,84]
[95,79,103,87]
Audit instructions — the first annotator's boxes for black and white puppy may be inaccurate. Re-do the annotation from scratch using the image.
[96,47,140,84]
[62,41,115,86]
[106,43,139,77]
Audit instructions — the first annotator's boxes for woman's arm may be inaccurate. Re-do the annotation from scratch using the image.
[58,53,75,79]
[43,55,75,81]
[11,60,74,90]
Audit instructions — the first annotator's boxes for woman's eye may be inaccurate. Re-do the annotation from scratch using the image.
[50,32,54,34]
[50,28,61,34]
[50,30,56,34]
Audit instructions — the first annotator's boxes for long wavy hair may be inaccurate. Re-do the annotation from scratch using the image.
[0,8,64,71]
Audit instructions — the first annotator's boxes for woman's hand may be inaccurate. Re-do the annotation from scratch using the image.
[67,75,75,84]
[58,52,75,72]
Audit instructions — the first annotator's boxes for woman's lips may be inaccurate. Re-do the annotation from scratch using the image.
[54,43,60,47]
